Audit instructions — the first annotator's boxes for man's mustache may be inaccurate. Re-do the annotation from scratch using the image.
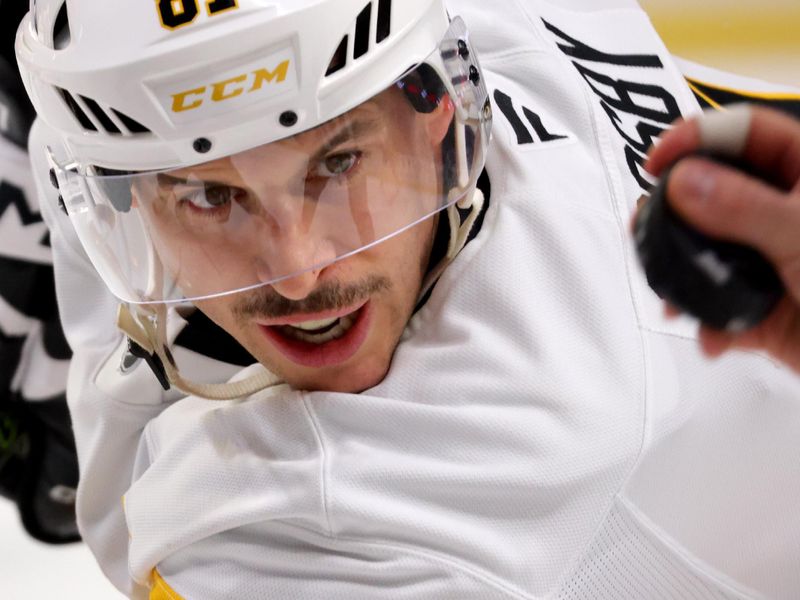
[232,275,391,322]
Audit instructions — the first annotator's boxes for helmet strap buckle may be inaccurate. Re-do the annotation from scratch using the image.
[126,338,171,391]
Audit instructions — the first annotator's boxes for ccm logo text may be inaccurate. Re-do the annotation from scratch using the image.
[171,60,290,113]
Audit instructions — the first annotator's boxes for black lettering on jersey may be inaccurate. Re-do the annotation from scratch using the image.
[572,63,680,125]
[522,106,569,142]
[494,90,569,146]
[0,181,42,227]
[602,103,667,190]
[600,103,666,154]
[624,145,651,192]
[542,19,683,193]
[543,20,663,69]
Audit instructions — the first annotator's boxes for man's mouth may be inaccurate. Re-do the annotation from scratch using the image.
[276,312,359,344]
[257,302,372,368]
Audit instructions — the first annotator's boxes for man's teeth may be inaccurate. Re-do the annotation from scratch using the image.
[281,314,357,343]
[293,317,339,332]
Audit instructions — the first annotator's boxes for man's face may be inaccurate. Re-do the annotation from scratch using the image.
[137,87,454,392]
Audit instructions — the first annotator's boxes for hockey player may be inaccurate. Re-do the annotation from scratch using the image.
[0,0,78,545]
[15,0,800,598]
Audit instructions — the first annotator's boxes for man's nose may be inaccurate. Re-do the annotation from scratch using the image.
[255,226,336,301]
[270,268,322,301]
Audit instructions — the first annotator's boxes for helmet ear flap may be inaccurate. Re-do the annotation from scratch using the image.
[398,63,447,114]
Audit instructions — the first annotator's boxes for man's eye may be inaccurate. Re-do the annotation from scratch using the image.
[315,152,361,178]
[179,185,241,211]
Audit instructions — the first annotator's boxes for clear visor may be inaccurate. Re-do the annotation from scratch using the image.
[52,20,490,304]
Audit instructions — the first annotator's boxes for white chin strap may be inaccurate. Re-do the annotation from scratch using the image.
[419,185,486,299]
[116,186,484,401]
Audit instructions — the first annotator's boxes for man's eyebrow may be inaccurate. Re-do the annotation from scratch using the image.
[156,172,228,189]
[158,115,381,188]
[306,115,381,164]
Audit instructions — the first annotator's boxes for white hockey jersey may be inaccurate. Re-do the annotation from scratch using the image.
[32,0,800,598]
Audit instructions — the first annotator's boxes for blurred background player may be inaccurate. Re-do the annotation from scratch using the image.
[0,0,78,545]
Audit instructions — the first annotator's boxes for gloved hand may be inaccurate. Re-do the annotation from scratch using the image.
[1,394,80,544]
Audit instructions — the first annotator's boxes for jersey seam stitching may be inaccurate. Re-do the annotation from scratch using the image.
[527,7,653,595]
[300,394,334,537]
[639,326,784,368]
[271,519,538,600]
[616,496,766,600]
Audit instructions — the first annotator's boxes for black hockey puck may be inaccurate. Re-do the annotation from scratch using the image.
[634,155,784,332]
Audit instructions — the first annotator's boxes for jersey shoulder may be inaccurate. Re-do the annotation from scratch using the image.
[676,57,800,118]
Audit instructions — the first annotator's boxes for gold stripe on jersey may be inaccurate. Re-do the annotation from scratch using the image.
[685,81,724,111]
[685,77,800,119]
[686,78,800,102]
[150,569,186,600]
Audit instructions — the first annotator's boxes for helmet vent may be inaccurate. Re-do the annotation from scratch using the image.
[57,88,152,136]
[325,0,393,77]
[353,4,372,60]
[53,1,71,50]
[58,88,97,132]
[80,95,122,134]
[325,35,349,77]
[111,110,151,135]
[376,0,392,44]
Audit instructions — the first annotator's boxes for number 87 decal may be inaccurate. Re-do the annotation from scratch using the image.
[157,0,238,30]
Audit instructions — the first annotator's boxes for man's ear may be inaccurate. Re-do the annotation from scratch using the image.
[425,95,456,146]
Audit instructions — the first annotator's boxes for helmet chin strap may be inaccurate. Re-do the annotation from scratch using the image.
[117,303,282,400]
[419,185,485,300]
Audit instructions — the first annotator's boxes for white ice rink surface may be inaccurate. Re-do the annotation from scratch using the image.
[0,501,124,599]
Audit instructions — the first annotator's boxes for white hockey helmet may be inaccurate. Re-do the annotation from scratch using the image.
[16,0,492,305]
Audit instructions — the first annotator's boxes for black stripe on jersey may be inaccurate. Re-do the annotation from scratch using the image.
[686,78,800,119]
[174,310,256,367]
[0,257,58,321]
[0,329,25,393]
[42,318,72,361]
[0,181,43,227]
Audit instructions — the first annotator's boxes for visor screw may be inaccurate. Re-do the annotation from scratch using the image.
[193,137,213,154]
[458,39,470,59]
[279,110,299,128]
[469,65,480,86]
[483,100,492,120]
[49,168,60,190]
